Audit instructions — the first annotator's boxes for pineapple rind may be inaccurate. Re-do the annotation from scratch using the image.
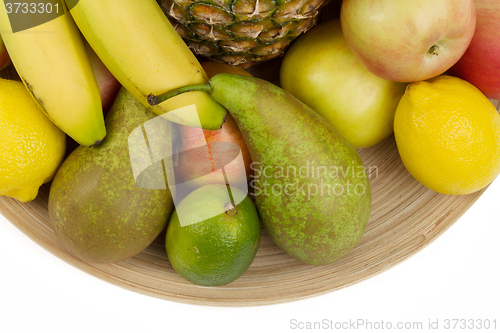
[158,0,330,67]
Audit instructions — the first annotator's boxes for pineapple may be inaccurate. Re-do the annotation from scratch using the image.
[158,0,331,67]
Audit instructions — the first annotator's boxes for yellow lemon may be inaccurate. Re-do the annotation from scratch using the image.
[394,75,500,195]
[0,78,66,202]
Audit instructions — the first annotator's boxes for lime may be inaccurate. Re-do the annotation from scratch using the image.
[166,184,261,286]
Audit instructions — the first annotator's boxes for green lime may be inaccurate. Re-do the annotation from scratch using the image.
[166,184,261,286]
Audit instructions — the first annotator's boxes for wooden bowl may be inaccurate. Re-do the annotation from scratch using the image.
[1,1,499,306]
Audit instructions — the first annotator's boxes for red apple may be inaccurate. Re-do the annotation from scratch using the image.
[84,41,121,115]
[341,0,476,82]
[175,114,252,186]
[63,42,122,155]
[0,35,11,71]
[448,0,500,100]
[175,62,253,188]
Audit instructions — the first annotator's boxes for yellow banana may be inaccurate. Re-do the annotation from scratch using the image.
[65,0,228,130]
[0,1,106,146]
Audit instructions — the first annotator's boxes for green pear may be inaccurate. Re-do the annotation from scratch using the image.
[151,74,372,265]
[49,88,174,263]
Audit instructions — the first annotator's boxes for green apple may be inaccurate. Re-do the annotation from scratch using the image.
[280,20,407,149]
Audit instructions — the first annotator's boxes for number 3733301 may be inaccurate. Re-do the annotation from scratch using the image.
[443,319,497,330]
[5,2,60,14]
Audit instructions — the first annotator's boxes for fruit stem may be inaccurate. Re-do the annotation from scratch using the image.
[147,83,212,105]
[427,44,439,56]
[224,201,237,216]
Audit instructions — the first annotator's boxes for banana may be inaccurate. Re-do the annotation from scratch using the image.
[0,1,106,146]
[65,0,228,130]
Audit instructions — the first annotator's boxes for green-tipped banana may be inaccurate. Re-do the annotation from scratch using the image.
[0,1,106,146]
[65,0,227,130]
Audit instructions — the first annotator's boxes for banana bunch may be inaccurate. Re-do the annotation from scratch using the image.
[65,0,228,130]
[0,1,106,146]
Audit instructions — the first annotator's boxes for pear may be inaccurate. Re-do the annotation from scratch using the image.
[210,75,372,265]
[49,88,174,263]
[151,74,372,265]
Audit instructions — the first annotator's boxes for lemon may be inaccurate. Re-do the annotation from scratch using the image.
[166,184,261,286]
[0,78,66,202]
[394,75,500,195]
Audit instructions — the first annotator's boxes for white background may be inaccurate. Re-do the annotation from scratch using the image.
[0,179,498,333]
